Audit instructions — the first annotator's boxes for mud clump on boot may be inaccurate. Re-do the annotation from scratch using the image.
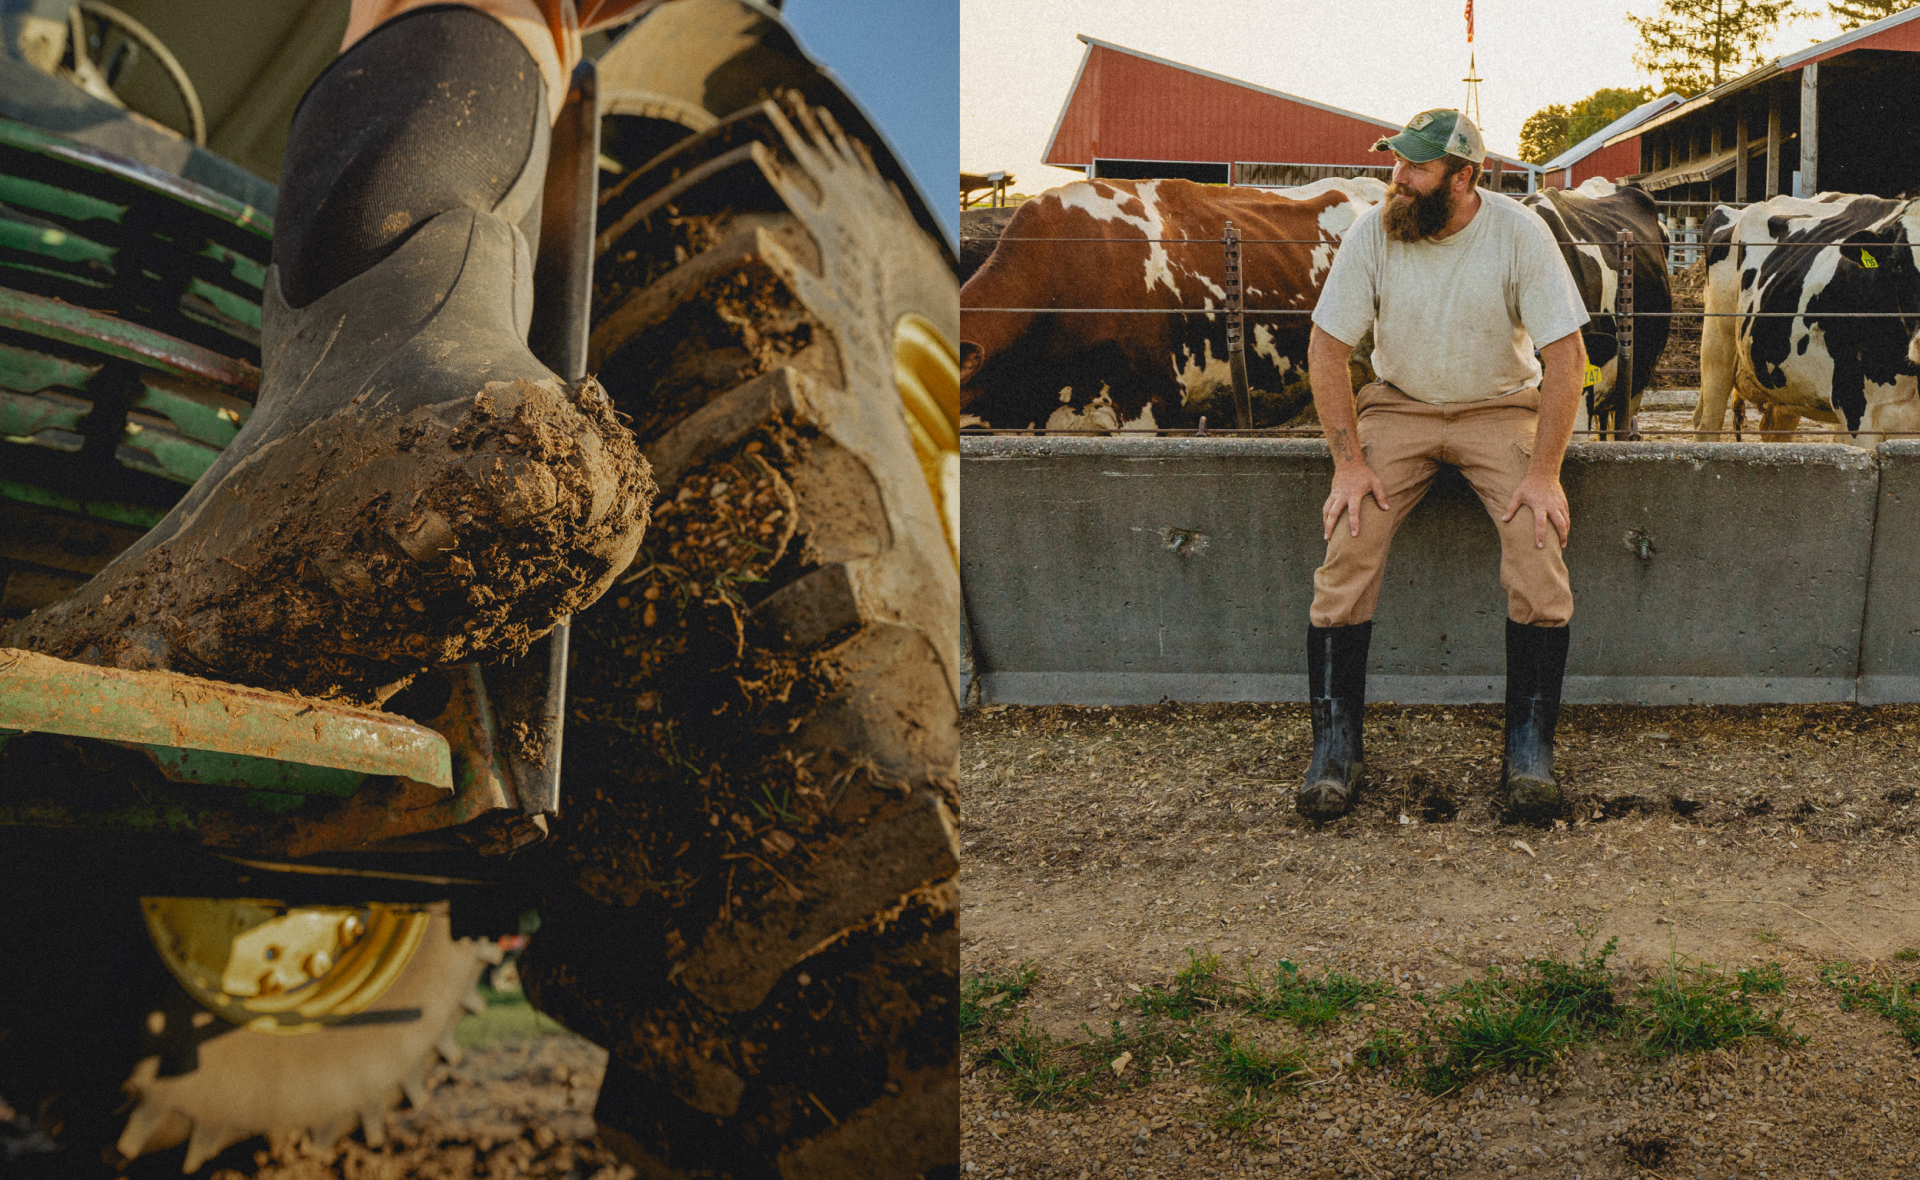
[13,376,654,703]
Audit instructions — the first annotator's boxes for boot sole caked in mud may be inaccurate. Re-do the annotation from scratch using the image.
[1503,774,1562,818]
[1297,765,1363,821]
[11,207,655,702]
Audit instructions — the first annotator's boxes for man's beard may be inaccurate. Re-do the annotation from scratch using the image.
[1382,181,1454,242]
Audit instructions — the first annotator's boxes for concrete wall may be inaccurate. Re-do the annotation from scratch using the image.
[1861,440,1920,704]
[962,436,1887,705]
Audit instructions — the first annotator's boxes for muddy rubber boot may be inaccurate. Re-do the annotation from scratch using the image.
[1298,622,1369,821]
[10,8,653,702]
[1501,619,1570,818]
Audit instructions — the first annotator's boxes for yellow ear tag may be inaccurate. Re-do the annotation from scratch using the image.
[1583,362,1603,390]
[1861,249,1879,268]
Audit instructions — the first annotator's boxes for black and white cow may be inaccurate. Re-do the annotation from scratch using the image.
[1695,193,1920,440]
[1520,178,1673,432]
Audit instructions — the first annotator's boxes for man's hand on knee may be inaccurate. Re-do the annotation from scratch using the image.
[1324,461,1391,539]
[1502,471,1570,548]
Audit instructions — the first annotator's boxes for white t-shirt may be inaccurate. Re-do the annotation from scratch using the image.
[1312,189,1590,405]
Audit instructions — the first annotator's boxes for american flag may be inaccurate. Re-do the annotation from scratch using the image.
[1465,0,1474,42]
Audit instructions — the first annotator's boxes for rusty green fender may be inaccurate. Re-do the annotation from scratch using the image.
[0,648,452,794]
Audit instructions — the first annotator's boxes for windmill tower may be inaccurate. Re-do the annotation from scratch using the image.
[1462,0,1482,126]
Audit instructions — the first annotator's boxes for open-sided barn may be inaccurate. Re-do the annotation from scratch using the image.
[1600,6,1920,206]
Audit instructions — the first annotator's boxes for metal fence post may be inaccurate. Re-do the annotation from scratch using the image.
[1616,228,1635,442]
[1224,220,1251,429]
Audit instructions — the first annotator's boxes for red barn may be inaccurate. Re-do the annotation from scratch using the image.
[1041,35,1535,191]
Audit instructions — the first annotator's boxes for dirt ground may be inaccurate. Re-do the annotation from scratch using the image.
[958,701,1920,1179]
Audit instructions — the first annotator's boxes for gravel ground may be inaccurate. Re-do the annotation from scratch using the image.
[959,702,1920,1180]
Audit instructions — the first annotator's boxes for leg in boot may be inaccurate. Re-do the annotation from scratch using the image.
[1298,621,1370,821]
[1502,619,1569,817]
[11,8,654,701]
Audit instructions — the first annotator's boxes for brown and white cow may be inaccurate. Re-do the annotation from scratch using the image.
[959,176,1385,430]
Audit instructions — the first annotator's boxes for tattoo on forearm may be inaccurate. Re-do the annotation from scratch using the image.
[1330,426,1354,462]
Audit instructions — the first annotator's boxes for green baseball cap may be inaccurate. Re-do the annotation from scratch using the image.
[1371,109,1486,165]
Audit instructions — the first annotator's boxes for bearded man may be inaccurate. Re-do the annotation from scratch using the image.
[1297,109,1589,822]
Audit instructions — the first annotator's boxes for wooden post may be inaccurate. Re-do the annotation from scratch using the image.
[1735,105,1749,203]
[1800,62,1820,197]
[1223,221,1250,430]
[1766,85,1782,198]
[1615,229,1635,441]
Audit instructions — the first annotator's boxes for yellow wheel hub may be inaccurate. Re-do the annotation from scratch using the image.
[894,312,960,567]
[140,898,431,1034]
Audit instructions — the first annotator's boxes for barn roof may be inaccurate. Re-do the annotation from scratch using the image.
[1537,93,1687,172]
[1604,5,1920,148]
[1043,36,1534,173]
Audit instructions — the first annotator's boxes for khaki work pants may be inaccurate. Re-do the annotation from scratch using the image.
[346,0,669,114]
[1310,382,1574,629]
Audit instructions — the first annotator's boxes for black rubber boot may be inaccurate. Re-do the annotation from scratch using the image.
[1501,620,1570,818]
[12,9,654,702]
[1298,622,1370,821]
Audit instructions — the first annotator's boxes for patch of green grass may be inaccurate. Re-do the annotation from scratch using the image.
[1360,1026,1409,1069]
[1240,959,1391,1030]
[1523,932,1627,1033]
[1203,1029,1311,1094]
[1130,951,1227,1020]
[1736,961,1788,994]
[1822,964,1920,1047]
[1074,1013,1199,1085]
[1754,928,1781,945]
[1634,955,1801,1057]
[977,1020,1088,1108]
[1897,949,1920,963]
[1413,983,1582,1094]
[1410,931,1623,1095]
[962,961,1039,1036]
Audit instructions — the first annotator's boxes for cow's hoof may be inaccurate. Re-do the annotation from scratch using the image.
[1296,777,1359,822]
[1502,774,1562,820]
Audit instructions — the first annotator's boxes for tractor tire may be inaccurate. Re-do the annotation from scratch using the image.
[0,893,494,1176]
[518,88,960,1180]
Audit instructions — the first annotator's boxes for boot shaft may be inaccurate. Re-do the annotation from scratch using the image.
[274,7,548,310]
[1306,621,1372,704]
[1503,619,1569,742]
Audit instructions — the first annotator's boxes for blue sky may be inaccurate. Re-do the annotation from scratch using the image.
[783,0,959,247]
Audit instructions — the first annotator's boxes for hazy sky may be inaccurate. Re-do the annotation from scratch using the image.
[963,0,1859,195]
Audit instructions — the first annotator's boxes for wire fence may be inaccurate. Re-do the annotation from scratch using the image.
[961,224,1920,441]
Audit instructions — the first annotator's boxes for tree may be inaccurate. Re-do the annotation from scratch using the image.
[1519,104,1572,164]
[1827,0,1918,29]
[1627,0,1798,95]
[1517,87,1658,164]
